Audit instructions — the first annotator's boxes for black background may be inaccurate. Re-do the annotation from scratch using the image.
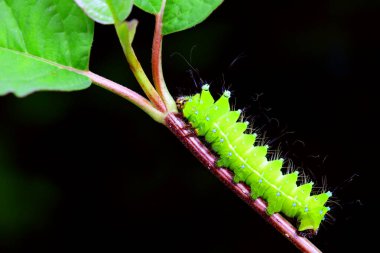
[0,0,378,252]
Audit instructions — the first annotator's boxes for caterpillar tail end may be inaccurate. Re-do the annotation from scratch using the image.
[297,229,318,238]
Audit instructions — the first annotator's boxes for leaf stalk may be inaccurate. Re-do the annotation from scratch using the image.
[152,0,178,112]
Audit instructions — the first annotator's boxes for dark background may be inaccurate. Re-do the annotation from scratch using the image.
[0,0,378,252]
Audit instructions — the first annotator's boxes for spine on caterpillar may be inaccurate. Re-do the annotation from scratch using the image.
[178,84,332,233]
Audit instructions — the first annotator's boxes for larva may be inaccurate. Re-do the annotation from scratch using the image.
[178,84,332,233]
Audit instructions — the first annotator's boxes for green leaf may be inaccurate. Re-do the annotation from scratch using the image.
[134,0,162,14]
[75,0,133,24]
[163,0,223,35]
[0,0,94,97]
[134,0,223,35]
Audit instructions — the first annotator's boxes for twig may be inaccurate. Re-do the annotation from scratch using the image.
[164,112,322,253]
[86,71,165,123]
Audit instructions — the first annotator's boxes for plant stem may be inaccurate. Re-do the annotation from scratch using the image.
[115,22,167,113]
[152,0,178,112]
[85,71,165,123]
[164,112,322,253]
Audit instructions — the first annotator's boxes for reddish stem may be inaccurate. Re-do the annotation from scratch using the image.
[164,112,322,253]
[152,12,163,92]
[152,0,178,112]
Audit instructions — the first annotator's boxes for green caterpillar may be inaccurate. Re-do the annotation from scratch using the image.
[179,84,332,232]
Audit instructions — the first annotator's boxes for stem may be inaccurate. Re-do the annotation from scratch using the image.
[115,22,167,113]
[152,0,178,112]
[85,71,165,123]
[164,113,322,253]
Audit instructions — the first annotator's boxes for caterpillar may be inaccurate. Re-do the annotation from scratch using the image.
[178,84,332,233]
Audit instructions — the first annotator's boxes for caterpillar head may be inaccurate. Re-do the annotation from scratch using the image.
[176,96,189,111]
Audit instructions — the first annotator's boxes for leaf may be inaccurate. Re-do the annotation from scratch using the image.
[134,0,162,14]
[134,0,223,35]
[75,0,133,24]
[0,0,94,97]
[163,0,223,35]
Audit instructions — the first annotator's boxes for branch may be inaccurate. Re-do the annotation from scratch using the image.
[164,112,322,253]
[152,0,178,112]
[86,71,165,123]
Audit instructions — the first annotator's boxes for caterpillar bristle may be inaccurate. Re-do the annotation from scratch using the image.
[246,124,258,135]
[268,147,283,161]
[284,159,296,174]
[255,130,271,147]
[326,195,341,210]
[298,170,311,185]
[321,175,329,193]
[321,210,336,228]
